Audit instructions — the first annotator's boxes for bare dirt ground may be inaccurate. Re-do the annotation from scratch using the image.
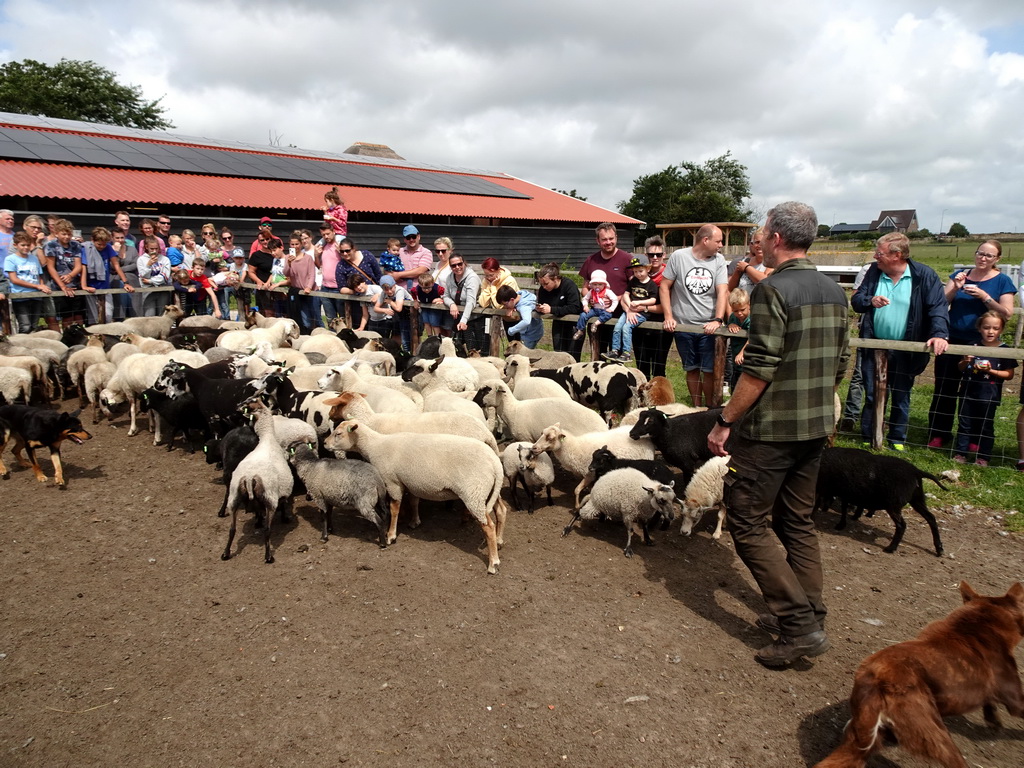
[1,403,1023,768]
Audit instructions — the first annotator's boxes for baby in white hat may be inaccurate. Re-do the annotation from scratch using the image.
[573,269,620,340]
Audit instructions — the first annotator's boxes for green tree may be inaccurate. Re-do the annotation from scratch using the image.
[618,152,752,245]
[553,188,588,201]
[817,224,831,238]
[0,58,172,130]
[947,222,969,238]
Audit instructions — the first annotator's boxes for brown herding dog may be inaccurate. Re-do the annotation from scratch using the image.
[815,581,1024,768]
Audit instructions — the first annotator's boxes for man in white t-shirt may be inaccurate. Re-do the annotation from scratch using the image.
[660,224,729,406]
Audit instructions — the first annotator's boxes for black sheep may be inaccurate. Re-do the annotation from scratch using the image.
[206,425,259,517]
[815,447,945,556]
[627,407,723,484]
[139,386,210,452]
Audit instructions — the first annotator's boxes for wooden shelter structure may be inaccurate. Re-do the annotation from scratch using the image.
[656,221,758,247]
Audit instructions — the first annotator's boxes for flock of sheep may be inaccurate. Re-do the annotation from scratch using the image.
[1,305,949,570]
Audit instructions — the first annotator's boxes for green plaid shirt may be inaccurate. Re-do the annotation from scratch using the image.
[739,258,850,442]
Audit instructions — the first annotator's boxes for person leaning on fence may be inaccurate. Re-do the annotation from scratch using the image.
[496,284,544,349]
[631,236,675,379]
[43,218,87,327]
[850,232,949,451]
[660,224,729,407]
[4,230,51,332]
[726,287,751,390]
[247,236,282,316]
[535,262,584,359]
[82,226,134,325]
[838,262,873,432]
[443,254,486,352]
[927,239,1016,448]
[952,311,1016,467]
[707,201,849,669]
[137,237,172,317]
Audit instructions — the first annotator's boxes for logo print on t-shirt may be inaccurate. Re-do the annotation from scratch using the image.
[684,266,715,296]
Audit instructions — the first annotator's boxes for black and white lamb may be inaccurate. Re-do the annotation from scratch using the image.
[562,468,676,558]
[815,447,945,556]
[573,445,678,513]
[221,404,294,564]
[288,442,389,546]
[501,441,555,514]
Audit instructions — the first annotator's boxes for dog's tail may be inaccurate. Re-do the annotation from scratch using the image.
[813,671,895,768]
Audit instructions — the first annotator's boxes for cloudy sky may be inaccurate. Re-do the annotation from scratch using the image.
[2,0,1023,233]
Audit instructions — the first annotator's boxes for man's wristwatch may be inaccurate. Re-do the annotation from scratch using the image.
[712,317,724,323]
[716,413,734,428]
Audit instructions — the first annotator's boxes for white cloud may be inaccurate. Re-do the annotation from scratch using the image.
[1,0,1023,233]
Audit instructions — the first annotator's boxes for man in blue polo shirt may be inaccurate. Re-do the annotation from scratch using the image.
[850,232,949,450]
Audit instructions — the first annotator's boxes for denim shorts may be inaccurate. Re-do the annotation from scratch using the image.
[674,331,716,372]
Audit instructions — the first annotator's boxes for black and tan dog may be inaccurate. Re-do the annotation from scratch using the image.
[0,405,92,488]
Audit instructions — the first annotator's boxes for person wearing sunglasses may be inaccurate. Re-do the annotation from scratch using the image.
[250,216,276,255]
[927,239,1016,448]
[430,237,456,335]
[443,253,486,352]
[631,235,675,378]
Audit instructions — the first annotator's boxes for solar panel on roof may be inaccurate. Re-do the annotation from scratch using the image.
[0,120,528,198]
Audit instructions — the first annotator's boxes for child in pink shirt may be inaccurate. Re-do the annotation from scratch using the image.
[322,186,348,245]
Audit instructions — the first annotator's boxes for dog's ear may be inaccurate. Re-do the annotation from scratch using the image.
[959,581,980,603]
[1007,583,1024,602]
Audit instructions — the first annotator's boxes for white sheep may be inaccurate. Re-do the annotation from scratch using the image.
[216,321,298,352]
[351,348,397,376]
[0,354,51,401]
[324,391,497,452]
[7,334,68,357]
[67,336,108,404]
[503,355,572,401]
[529,423,655,478]
[564,467,677,558]
[415,343,479,392]
[400,358,485,422]
[270,415,318,451]
[107,342,142,366]
[317,366,420,415]
[680,456,730,540]
[101,350,208,437]
[178,315,230,329]
[502,441,555,513]
[0,366,33,404]
[119,332,174,355]
[288,442,389,546]
[504,340,576,370]
[479,380,606,441]
[324,420,508,574]
[87,304,183,339]
[296,332,350,360]
[221,403,294,564]
[83,361,117,423]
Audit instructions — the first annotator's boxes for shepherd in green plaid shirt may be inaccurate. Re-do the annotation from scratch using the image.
[707,201,849,669]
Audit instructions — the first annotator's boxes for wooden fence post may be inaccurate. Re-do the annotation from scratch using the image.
[489,315,503,357]
[711,335,727,407]
[871,349,888,450]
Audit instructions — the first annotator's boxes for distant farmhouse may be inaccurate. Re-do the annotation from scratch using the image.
[829,209,919,237]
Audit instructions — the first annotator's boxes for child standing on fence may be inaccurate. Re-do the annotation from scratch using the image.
[573,269,618,341]
[322,187,348,244]
[953,311,1016,466]
[726,287,751,389]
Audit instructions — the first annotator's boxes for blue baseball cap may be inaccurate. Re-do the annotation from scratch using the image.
[380,275,396,287]
[402,225,419,237]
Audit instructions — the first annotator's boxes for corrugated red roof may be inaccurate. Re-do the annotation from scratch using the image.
[0,159,640,225]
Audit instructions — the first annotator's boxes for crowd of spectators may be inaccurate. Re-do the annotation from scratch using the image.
[2,203,1023,467]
